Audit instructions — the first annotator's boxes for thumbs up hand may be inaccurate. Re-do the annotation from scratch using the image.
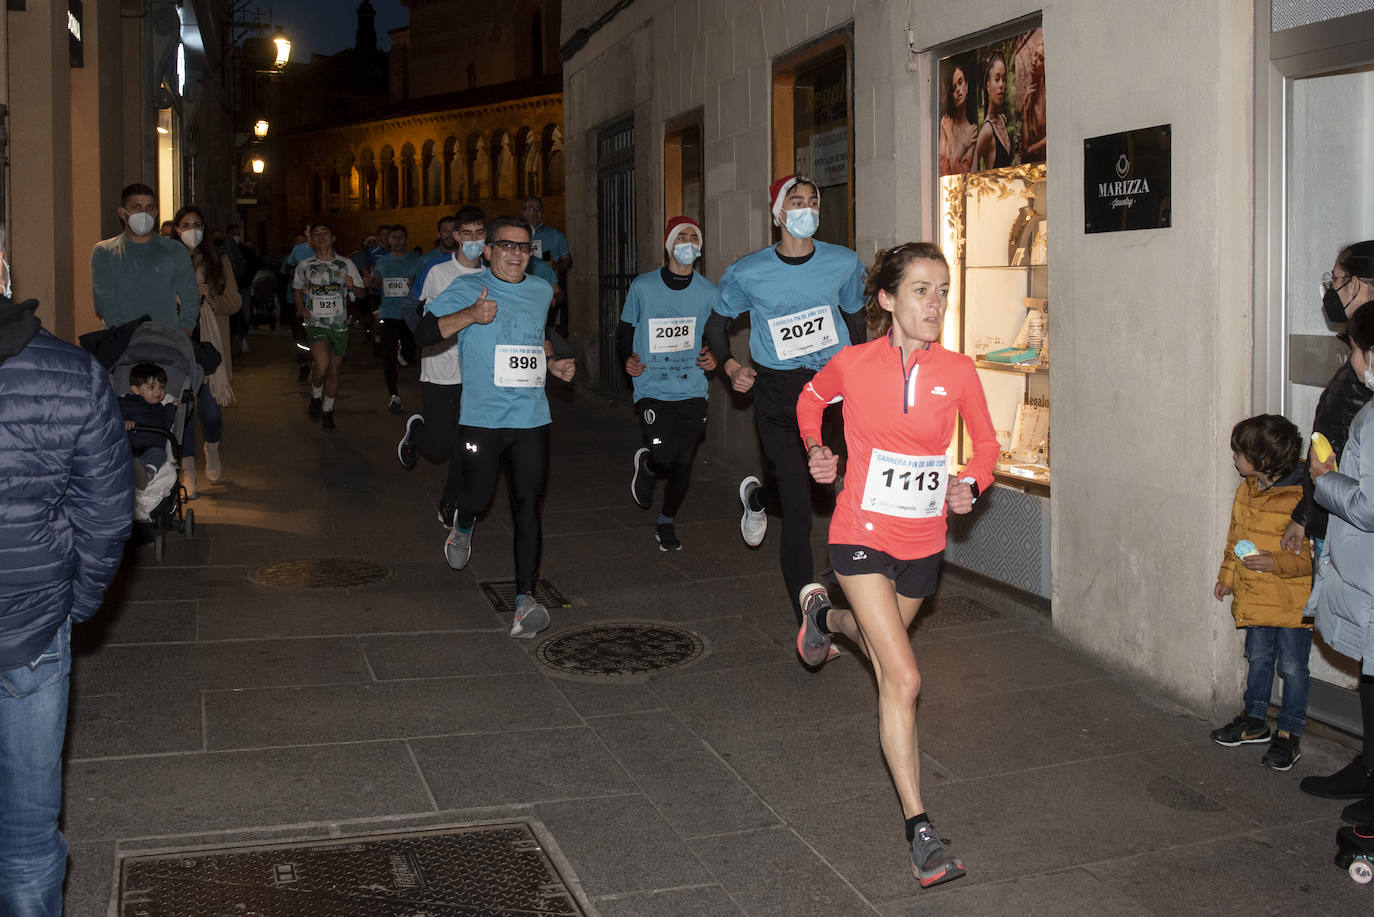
[468,285,498,324]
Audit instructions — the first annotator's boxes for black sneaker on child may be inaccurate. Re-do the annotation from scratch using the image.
[1302,754,1374,799]
[655,522,681,552]
[1261,730,1301,771]
[308,396,322,420]
[321,411,336,430]
[437,502,456,528]
[1210,714,1270,747]
[631,448,654,508]
[1340,795,1374,825]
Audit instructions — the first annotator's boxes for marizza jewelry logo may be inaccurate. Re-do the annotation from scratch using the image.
[1084,124,1170,233]
[1098,155,1150,207]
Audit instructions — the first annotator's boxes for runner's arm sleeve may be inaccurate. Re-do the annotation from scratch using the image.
[957,360,1000,489]
[616,321,635,366]
[842,307,868,346]
[413,311,444,347]
[796,355,844,446]
[703,311,734,366]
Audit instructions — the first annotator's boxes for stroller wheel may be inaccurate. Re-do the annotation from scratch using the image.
[154,533,165,563]
[184,509,195,539]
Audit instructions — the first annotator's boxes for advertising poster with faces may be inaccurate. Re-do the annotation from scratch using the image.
[939,28,1045,176]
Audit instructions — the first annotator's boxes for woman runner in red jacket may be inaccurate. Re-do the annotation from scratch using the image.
[795,241,997,888]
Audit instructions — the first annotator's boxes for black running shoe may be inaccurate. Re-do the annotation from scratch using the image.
[1261,731,1301,771]
[308,396,322,420]
[631,447,654,508]
[1210,714,1270,747]
[321,411,336,430]
[655,522,681,551]
[398,414,423,469]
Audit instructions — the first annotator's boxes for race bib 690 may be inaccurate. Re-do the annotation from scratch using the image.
[382,277,409,298]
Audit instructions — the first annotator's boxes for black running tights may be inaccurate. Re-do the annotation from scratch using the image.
[456,424,550,595]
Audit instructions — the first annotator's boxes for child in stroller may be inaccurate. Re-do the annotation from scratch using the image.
[118,362,178,489]
[108,322,204,559]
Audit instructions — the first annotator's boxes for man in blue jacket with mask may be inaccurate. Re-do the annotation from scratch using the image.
[0,221,132,915]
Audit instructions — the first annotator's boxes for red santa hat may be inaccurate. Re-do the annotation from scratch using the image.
[769,175,819,226]
[664,216,703,256]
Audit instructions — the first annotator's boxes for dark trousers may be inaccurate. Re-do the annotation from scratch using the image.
[457,424,550,594]
[418,382,463,505]
[380,318,416,397]
[752,366,842,623]
[637,397,707,519]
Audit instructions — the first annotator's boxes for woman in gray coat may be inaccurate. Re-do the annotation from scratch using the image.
[1305,301,1374,824]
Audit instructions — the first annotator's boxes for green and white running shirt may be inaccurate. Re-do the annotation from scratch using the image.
[293,256,363,330]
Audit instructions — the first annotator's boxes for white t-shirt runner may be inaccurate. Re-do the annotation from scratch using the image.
[418,256,485,385]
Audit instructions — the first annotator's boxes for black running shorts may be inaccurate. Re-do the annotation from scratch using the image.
[829,544,944,599]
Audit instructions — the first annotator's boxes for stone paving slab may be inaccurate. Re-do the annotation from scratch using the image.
[58,330,1368,916]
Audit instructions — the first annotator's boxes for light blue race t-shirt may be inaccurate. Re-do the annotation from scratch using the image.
[620,270,719,402]
[530,224,569,265]
[713,240,866,372]
[427,269,555,430]
[374,250,424,319]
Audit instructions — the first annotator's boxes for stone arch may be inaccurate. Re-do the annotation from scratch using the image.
[327,169,342,213]
[400,142,420,208]
[357,147,377,210]
[341,154,359,211]
[542,124,564,195]
[515,126,540,200]
[442,136,461,204]
[310,171,324,216]
[422,139,442,207]
[491,129,516,200]
[467,133,488,202]
[379,145,399,210]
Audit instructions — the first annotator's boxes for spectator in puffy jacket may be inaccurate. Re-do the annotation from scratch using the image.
[0,221,133,916]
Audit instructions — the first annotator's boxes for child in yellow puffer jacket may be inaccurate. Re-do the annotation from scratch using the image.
[1211,414,1313,771]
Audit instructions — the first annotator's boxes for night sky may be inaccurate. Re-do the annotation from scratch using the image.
[263,0,409,63]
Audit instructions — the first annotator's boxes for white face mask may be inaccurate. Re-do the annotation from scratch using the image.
[672,242,701,266]
[180,228,204,249]
[783,207,820,240]
[126,211,157,236]
[1,257,10,299]
[1364,350,1374,391]
[461,240,485,260]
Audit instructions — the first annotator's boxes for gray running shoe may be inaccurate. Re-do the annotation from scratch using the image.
[631,447,654,508]
[739,475,767,547]
[511,593,550,639]
[444,524,472,570]
[796,583,837,667]
[910,822,966,888]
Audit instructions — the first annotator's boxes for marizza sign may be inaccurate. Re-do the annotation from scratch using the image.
[1083,124,1170,234]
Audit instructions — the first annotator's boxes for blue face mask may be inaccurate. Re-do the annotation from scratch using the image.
[783,208,820,240]
[461,240,485,260]
[672,243,701,266]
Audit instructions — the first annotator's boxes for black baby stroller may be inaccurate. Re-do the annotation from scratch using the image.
[109,322,204,561]
[249,268,279,330]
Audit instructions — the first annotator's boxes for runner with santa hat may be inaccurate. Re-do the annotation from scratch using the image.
[703,175,867,626]
[618,216,719,551]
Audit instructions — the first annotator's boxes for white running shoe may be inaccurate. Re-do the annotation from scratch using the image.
[444,524,472,570]
[739,475,767,547]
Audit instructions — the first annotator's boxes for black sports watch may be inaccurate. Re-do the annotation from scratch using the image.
[960,477,980,500]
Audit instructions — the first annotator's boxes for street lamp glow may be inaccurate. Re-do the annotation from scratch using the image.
[251,158,266,174]
[253,119,270,138]
[272,32,291,67]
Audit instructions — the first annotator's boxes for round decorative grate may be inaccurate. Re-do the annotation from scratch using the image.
[536,623,706,677]
[249,557,394,590]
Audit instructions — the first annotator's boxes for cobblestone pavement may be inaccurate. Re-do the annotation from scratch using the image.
[62,329,1369,915]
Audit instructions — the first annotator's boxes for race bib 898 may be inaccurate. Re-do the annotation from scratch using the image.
[493,345,545,388]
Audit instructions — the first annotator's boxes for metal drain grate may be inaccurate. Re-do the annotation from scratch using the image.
[479,579,571,613]
[537,623,705,677]
[249,557,395,590]
[117,823,584,916]
[920,595,1001,627]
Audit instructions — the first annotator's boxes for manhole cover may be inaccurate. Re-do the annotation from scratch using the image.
[537,623,705,677]
[480,579,571,613]
[920,595,1000,627]
[118,823,584,916]
[249,557,394,589]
